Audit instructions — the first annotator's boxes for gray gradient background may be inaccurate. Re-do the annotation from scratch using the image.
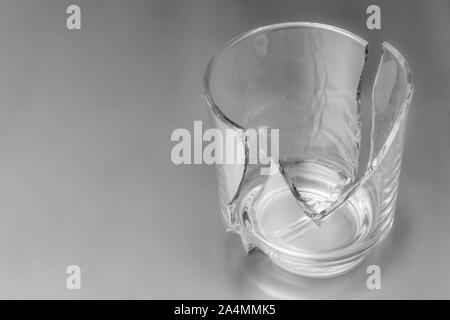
[0,0,448,299]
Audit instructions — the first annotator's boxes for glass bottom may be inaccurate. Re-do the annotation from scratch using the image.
[236,161,393,278]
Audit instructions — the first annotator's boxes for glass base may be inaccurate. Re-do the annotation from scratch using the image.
[237,161,393,278]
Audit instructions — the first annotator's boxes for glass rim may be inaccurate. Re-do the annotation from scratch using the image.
[204,22,369,128]
[203,22,412,130]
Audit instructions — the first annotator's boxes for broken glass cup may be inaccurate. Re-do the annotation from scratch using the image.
[204,22,413,277]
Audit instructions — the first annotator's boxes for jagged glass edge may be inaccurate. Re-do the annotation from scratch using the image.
[204,22,369,208]
[256,42,413,261]
[319,42,414,221]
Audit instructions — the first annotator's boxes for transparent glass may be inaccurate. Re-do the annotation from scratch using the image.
[204,22,413,278]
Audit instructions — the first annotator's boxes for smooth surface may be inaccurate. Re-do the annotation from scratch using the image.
[0,0,448,298]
